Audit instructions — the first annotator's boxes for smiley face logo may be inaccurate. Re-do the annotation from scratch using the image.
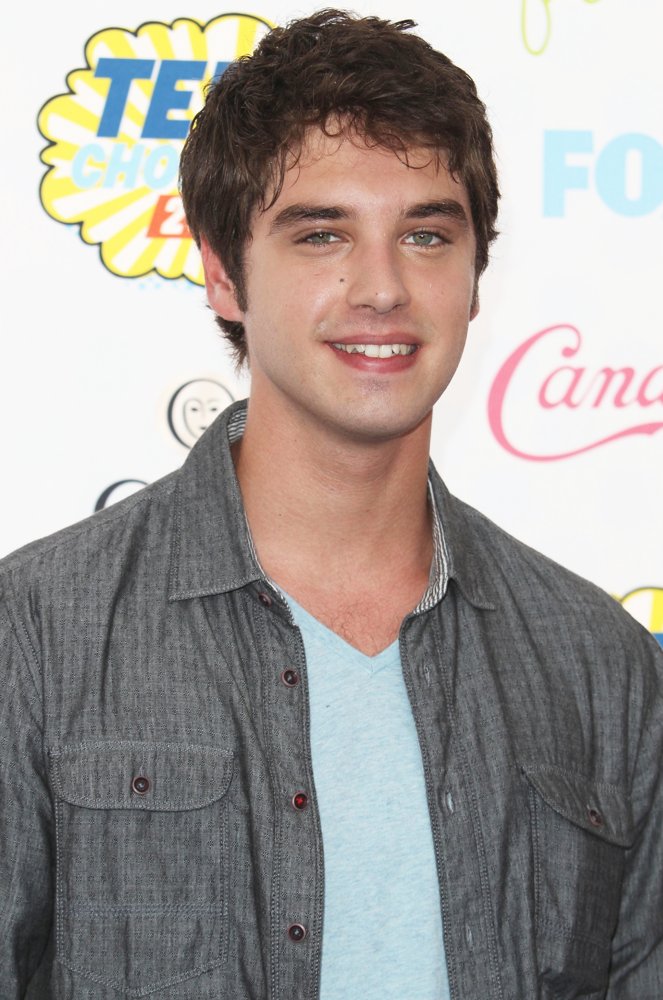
[167,378,234,448]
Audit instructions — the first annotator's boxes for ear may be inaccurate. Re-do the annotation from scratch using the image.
[470,283,480,321]
[200,237,244,322]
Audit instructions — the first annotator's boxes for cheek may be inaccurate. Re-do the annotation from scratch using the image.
[420,282,472,326]
[440,265,477,318]
[265,271,341,328]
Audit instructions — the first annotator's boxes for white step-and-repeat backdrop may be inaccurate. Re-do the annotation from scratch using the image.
[2,1,661,646]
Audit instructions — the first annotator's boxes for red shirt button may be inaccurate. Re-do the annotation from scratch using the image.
[281,668,300,687]
[587,806,604,828]
[287,923,307,942]
[292,792,308,810]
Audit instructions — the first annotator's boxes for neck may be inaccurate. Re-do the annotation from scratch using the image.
[232,393,433,591]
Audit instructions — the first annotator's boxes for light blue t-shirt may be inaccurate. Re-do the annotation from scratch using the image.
[285,593,451,1000]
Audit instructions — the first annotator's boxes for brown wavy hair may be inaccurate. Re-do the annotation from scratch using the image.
[180,9,500,365]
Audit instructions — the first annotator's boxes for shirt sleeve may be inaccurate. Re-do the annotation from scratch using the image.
[0,589,54,994]
[607,633,663,997]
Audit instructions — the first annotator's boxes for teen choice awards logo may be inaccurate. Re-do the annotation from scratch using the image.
[618,587,663,648]
[38,15,273,283]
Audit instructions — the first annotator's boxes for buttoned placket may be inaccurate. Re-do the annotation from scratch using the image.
[399,598,505,1000]
[254,582,324,1000]
[243,438,473,1000]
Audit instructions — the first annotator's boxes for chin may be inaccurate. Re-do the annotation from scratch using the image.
[327,407,432,444]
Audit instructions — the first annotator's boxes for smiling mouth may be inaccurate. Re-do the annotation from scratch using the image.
[331,343,417,357]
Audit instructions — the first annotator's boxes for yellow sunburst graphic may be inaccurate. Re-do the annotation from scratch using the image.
[38,14,273,283]
[618,587,663,643]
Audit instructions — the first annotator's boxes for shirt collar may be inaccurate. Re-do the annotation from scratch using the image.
[168,398,496,611]
[168,400,261,600]
[426,462,497,610]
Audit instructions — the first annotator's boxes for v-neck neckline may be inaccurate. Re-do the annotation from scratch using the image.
[283,591,400,670]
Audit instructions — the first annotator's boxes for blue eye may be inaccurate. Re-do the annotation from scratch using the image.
[407,231,441,246]
[305,231,337,244]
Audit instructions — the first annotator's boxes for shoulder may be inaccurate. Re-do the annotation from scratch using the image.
[0,471,179,600]
[441,485,661,661]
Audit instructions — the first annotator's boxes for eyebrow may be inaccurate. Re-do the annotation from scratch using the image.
[269,205,349,233]
[268,199,469,234]
[406,200,469,225]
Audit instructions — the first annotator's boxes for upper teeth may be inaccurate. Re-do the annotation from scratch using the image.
[332,343,416,357]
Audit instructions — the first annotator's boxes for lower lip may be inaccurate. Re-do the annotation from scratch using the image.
[327,344,419,372]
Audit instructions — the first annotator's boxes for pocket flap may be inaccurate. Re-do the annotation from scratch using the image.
[50,741,234,811]
[522,763,633,847]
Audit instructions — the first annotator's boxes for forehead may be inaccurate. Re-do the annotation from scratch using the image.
[259,127,472,221]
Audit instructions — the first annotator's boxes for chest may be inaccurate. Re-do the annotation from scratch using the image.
[44,587,632,1000]
[301,600,402,655]
[275,577,430,656]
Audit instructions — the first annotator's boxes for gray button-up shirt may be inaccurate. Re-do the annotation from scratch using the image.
[1,400,662,999]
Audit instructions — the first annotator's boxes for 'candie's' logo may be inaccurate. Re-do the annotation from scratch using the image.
[488,324,663,460]
[38,15,272,283]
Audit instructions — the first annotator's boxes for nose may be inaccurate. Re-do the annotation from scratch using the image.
[344,242,411,313]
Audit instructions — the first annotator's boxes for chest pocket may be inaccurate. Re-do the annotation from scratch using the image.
[522,764,634,1000]
[50,741,234,997]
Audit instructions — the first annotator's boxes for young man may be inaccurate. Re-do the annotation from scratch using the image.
[1,10,661,999]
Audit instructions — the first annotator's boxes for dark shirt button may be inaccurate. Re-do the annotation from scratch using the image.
[292,791,308,811]
[257,591,273,607]
[132,775,150,795]
[587,806,604,828]
[287,923,307,942]
[281,668,300,687]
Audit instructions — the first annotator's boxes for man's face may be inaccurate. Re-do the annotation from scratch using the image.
[204,130,479,444]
